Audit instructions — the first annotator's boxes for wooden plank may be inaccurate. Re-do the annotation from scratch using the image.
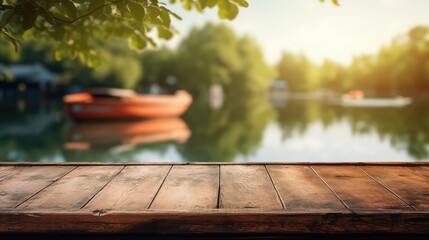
[312,165,411,211]
[150,165,218,209]
[18,166,123,210]
[0,210,428,234]
[407,166,429,180]
[360,166,429,210]
[220,165,282,209]
[0,166,21,182]
[0,166,74,208]
[84,165,171,210]
[267,165,347,211]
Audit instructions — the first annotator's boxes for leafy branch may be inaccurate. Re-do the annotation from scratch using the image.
[51,0,126,24]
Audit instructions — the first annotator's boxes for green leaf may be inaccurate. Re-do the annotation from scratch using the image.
[199,0,208,9]
[60,0,77,19]
[206,0,217,8]
[128,1,146,22]
[218,0,238,20]
[157,26,173,39]
[231,0,249,7]
[130,34,147,49]
[115,2,130,17]
[0,9,15,28]
[88,0,105,17]
[147,6,161,18]
[159,8,171,27]
[22,11,37,31]
[182,0,192,10]
[160,6,182,20]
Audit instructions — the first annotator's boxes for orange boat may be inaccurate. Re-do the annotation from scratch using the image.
[63,118,191,153]
[63,88,192,120]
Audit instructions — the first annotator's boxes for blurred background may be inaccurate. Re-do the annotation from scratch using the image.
[1,0,429,162]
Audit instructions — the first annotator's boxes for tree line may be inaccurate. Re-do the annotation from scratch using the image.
[3,24,429,98]
[277,26,429,97]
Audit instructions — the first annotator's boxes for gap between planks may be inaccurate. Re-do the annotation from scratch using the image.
[264,165,286,209]
[80,166,126,209]
[13,166,78,209]
[308,165,353,212]
[146,165,174,209]
[357,166,417,210]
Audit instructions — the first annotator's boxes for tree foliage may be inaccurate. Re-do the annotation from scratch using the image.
[173,23,274,97]
[1,22,273,92]
[276,25,429,97]
[138,47,175,87]
[0,0,249,66]
[277,52,319,92]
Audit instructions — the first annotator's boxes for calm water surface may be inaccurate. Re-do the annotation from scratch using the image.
[1,97,428,162]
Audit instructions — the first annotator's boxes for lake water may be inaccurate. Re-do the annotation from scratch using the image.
[1,96,428,162]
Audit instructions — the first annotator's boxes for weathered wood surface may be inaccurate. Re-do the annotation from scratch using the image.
[312,165,412,210]
[220,165,282,209]
[150,165,219,209]
[0,163,428,235]
[0,166,75,209]
[267,165,346,211]
[84,165,171,210]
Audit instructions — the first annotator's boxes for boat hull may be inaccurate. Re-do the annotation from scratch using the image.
[64,91,192,120]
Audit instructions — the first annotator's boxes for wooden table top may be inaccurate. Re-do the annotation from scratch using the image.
[0,162,428,234]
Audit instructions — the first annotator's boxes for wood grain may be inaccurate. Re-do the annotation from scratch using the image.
[0,166,74,208]
[267,165,346,211]
[407,166,429,180]
[312,165,411,210]
[85,165,171,210]
[220,165,282,209]
[1,210,428,234]
[18,166,122,210]
[0,166,21,182]
[1,163,429,235]
[150,165,219,209]
[360,166,429,210]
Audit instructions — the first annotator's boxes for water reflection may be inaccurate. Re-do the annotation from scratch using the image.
[0,97,428,162]
[179,97,276,162]
[276,99,429,160]
[64,118,190,154]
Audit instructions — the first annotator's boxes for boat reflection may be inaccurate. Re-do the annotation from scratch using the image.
[64,118,191,153]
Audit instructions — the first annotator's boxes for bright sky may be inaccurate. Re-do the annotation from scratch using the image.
[165,0,429,65]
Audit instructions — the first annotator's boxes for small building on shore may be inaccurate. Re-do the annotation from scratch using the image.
[0,64,59,99]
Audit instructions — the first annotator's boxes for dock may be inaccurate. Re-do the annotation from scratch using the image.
[0,162,428,236]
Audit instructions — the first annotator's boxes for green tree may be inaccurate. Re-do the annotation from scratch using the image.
[65,39,143,89]
[0,0,342,67]
[228,36,276,96]
[277,52,319,92]
[175,23,273,97]
[0,0,249,66]
[138,47,175,87]
[175,23,241,96]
